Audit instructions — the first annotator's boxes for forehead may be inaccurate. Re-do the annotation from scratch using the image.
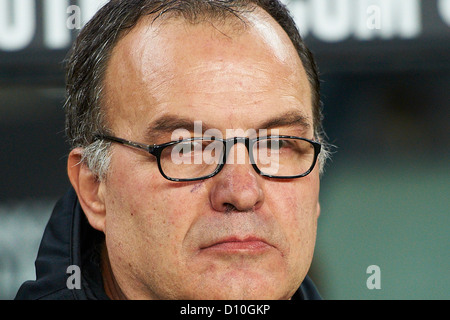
[103,8,312,138]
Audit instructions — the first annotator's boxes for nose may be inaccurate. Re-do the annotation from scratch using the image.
[209,143,264,212]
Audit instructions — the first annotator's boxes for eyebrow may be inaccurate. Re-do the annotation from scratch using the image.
[145,111,311,143]
[145,115,210,143]
[256,111,311,132]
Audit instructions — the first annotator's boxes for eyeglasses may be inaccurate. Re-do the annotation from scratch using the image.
[95,134,321,182]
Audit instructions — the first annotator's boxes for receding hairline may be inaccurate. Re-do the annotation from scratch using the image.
[97,4,259,133]
[110,1,259,49]
[100,6,312,133]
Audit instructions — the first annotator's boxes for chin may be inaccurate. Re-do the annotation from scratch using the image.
[183,270,298,300]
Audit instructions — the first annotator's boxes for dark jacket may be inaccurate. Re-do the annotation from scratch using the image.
[15,187,322,300]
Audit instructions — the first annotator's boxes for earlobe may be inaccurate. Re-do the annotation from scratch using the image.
[67,148,106,233]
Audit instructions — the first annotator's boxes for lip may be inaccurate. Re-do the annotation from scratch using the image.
[200,236,273,254]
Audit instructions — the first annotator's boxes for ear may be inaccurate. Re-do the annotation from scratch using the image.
[67,148,106,233]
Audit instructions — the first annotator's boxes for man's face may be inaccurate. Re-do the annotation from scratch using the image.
[100,9,320,299]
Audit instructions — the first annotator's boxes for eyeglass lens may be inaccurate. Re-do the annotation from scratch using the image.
[158,138,316,180]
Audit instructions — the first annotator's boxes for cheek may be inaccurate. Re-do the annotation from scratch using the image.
[266,177,320,253]
[268,175,319,219]
[103,164,202,291]
[284,193,318,244]
[103,154,203,258]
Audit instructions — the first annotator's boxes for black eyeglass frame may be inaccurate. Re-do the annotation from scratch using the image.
[95,134,321,182]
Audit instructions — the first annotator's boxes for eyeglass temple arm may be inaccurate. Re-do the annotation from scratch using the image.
[95,135,155,153]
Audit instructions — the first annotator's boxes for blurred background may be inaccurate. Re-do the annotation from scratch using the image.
[0,0,449,300]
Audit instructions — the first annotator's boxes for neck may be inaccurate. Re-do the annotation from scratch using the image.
[100,245,128,300]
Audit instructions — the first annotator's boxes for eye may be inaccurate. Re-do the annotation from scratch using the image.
[272,139,288,150]
[259,139,289,150]
[171,139,217,157]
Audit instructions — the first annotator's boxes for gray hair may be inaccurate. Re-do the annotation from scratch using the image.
[64,0,331,180]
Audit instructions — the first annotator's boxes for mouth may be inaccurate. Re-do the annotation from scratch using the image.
[200,236,273,255]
